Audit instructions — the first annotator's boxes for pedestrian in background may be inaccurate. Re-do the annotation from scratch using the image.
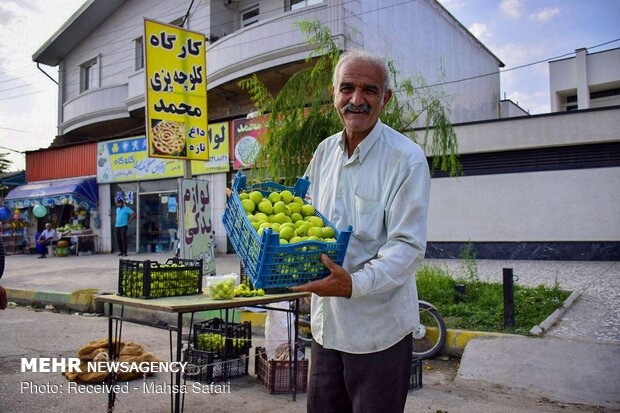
[115,198,136,257]
[292,49,431,413]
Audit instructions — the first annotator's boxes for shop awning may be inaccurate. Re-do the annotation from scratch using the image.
[4,177,98,210]
[0,170,26,187]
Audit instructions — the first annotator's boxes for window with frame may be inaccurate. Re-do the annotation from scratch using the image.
[134,37,144,71]
[288,0,322,11]
[80,57,100,93]
[241,5,259,27]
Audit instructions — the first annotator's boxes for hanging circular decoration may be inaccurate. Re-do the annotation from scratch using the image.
[61,198,68,205]
[0,207,10,220]
[33,204,48,218]
[13,214,20,220]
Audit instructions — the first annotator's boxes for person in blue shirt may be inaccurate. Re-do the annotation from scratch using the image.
[115,199,136,257]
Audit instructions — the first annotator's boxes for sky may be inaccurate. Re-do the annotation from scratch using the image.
[0,0,618,172]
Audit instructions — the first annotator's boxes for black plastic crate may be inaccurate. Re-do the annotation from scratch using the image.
[118,257,203,299]
[408,357,423,391]
[183,347,249,383]
[255,346,308,394]
[193,318,252,357]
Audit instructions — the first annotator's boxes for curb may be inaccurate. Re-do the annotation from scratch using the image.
[444,329,520,356]
[5,289,530,356]
[530,290,581,335]
[6,288,98,313]
[239,311,512,356]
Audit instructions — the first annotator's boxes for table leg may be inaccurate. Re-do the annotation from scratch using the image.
[174,312,183,413]
[293,298,299,401]
[107,303,114,411]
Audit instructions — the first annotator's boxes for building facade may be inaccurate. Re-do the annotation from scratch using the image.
[549,47,620,112]
[29,0,505,256]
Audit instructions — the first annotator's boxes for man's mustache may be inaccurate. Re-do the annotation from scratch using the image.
[341,102,370,114]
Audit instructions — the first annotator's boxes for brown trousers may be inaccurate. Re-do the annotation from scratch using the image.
[307,334,412,413]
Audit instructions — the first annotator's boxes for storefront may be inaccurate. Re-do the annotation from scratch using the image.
[96,123,230,256]
[109,179,179,253]
[2,177,99,254]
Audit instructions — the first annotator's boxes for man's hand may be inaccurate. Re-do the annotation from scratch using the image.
[289,254,352,298]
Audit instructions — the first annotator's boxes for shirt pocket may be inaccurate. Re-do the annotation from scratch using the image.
[353,194,383,242]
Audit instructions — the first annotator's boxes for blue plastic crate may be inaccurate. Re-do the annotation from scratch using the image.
[222,171,352,289]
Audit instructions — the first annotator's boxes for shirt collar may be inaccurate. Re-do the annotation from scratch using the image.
[337,119,383,163]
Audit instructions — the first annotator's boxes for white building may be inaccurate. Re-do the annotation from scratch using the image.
[33,0,505,142]
[31,0,506,255]
[549,47,620,112]
[30,0,617,261]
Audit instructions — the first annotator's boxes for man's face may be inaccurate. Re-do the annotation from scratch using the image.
[116,201,123,208]
[333,59,392,140]
[45,224,52,231]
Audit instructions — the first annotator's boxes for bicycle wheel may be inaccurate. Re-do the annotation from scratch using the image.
[412,301,447,359]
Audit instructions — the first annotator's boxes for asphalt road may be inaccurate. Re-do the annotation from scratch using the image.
[0,306,609,413]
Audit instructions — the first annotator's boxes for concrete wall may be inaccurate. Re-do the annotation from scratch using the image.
[428,167,620,242]
[350,0,501,123]
[428,107,620,243]
[445,107,620,155]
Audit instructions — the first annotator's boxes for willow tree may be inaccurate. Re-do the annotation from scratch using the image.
[238,20,460,185]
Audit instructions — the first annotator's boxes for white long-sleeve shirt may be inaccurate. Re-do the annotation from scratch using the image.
[304,119,431,353]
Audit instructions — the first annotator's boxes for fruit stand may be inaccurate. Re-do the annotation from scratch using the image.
[96,291,310,413]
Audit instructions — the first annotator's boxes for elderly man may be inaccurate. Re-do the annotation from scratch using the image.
[37,223,58,259]
[291,50,431,413]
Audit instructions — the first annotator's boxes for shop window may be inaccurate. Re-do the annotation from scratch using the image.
[80,56,100,93]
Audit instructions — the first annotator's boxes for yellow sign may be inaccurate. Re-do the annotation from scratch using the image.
[145,19,208,161]
[96,123,229,184]
[96,137,183,183]
[192,122,230,174]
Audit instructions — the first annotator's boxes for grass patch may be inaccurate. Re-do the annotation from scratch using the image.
[416,264,570,335]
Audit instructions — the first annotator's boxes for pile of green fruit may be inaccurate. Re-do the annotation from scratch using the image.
[120,262,200,298]
[208,276,235,300]
[234,282,265,297]
[196,333,248,353]
[239,189,337,244]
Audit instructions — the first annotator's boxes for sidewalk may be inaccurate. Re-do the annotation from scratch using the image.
[2,252,620,409]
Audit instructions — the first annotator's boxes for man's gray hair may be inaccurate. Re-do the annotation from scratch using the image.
[332,49,391,92]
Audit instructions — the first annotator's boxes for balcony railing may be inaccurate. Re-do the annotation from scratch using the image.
[206,4,339,89]
[61,83,128,134]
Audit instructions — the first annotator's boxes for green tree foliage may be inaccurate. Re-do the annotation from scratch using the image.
[238,20,460,184]
[0,152,12,173]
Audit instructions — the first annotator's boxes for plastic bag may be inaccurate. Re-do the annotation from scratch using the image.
[206,273,237,300]
[264,301,296,357]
